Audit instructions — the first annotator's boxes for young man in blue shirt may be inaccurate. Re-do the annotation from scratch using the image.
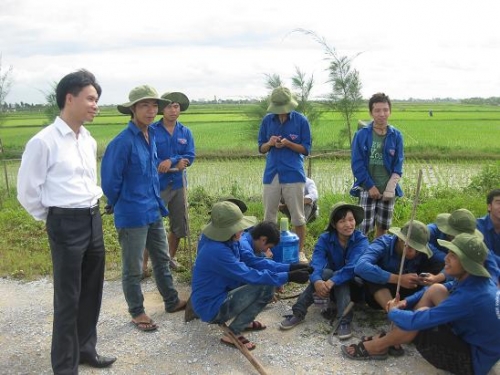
[149,91,195,270]
[350,93,404,238]
[258,86,312,262]
[191,202,311,351]
[101,85,186,332]
[477,189,500,273]
[342,233,500,375]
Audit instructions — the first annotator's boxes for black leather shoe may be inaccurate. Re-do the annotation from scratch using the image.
[80,354,117,368]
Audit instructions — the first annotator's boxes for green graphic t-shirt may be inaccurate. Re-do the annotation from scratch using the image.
[368,132,390,193]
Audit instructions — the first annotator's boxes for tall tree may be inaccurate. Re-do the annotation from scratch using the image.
[296,29,363,149]
[41,81,59,125]
[0,54,14,125]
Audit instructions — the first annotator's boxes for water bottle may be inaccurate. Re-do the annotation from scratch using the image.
[271,217,299,264]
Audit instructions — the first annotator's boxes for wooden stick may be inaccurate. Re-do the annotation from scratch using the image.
[181,171,193,270]
[327,301,355,346]
[395,169,423,297]
[219,323,269,375]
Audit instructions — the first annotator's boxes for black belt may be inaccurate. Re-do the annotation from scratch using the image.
[49,203,99,216]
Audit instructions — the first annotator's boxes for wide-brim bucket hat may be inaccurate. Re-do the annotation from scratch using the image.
[437,233,490,278]
[435,209,484,239]
[326,202,364,231]
[203,201,257,241]
[267,86,298,114]
[161,92,190,112]
[117,85,171,115]
[389,220,432,258]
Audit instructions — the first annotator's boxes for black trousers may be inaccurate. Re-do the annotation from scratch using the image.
[46,208,105,375]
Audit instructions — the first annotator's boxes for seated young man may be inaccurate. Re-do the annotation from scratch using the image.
[425,208,499,285]
[477,188,500,275]
[342,233,500,375]
[279,202,368,339]
[191,201,311,350]
[355,220,442,310]
[354,220,443,355]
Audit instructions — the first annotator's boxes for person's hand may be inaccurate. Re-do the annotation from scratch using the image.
[158,159,173,173]
[313,280,332,298]
[418,273,443,285]
[268,135,281,147]
[175,158,190,171]
[288,269,310,284]
[289,263,311,272]
[304,197,312,205]
[383,173,400,201]
[399,273,420,289]
[368,186,382,199]
[104,204,114,215]
[386,297,407,312]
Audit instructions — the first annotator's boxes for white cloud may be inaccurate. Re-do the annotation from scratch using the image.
[2,0,500,104]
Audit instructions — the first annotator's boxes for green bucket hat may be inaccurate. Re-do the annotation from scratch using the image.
[117,85,171,115]
[389,220,432,258]
[203,201,257,241]
[161,92,190,112]
[267,86,298,114]
[435,209,484,240]
[326,202,364,231]
[437,233,490,278]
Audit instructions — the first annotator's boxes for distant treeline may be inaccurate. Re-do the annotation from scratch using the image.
[3,96,500,112]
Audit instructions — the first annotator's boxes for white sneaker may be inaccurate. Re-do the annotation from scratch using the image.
[299,252,308,263]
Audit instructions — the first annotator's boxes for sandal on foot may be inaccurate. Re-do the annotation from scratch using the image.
[360,331,404,356]
[131,319,158,332]
[220,335,256,351]
[341,342,388,361]
[243,321,267,332]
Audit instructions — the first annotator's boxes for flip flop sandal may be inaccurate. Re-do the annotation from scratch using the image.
[361,331,404,356]
[341,342,388,361]
[131,320,158,332]
[243,321,267,332]
[220,335,256,351]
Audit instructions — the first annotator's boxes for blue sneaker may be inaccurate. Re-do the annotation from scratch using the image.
[337,322,352,340]
[280,315,304,330]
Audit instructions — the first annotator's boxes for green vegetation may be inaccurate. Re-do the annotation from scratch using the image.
[1,102,500,159]
[0,102,499,280]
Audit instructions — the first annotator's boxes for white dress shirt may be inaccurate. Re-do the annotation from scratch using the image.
[17,117,103,221]
[304,177,318,202]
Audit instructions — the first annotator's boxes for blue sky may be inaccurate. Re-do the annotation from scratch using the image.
[1,0,499,105]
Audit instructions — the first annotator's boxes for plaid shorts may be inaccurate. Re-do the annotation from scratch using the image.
[358,190,395,234]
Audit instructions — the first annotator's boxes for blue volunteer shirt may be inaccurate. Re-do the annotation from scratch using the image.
[477,214,500,261]
[354,234,439,284]
[310,230,368,286]
[258,111,311,184]
[191,235,289,322]
[101,121,167,228]
[152,120,195,191]
[389,277,500,375]
[350,121,404,197]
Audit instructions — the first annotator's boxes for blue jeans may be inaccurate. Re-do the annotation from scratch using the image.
[292,269,353,324]
[118,219,179,317]
[209,284,275,335]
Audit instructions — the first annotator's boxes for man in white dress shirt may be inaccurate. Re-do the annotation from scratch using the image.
[17,69,116,374]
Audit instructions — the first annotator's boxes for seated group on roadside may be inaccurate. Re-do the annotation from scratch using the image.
[189,196,500,374]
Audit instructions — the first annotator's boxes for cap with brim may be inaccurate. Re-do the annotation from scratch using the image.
[267,86,298,114]
[117,85,171,115]
[203,201,257,241]
[437,233,490,278]
[389,220,432,258]
[326,202,364,231]
[435,209,484,240]
[161,92,190,112]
